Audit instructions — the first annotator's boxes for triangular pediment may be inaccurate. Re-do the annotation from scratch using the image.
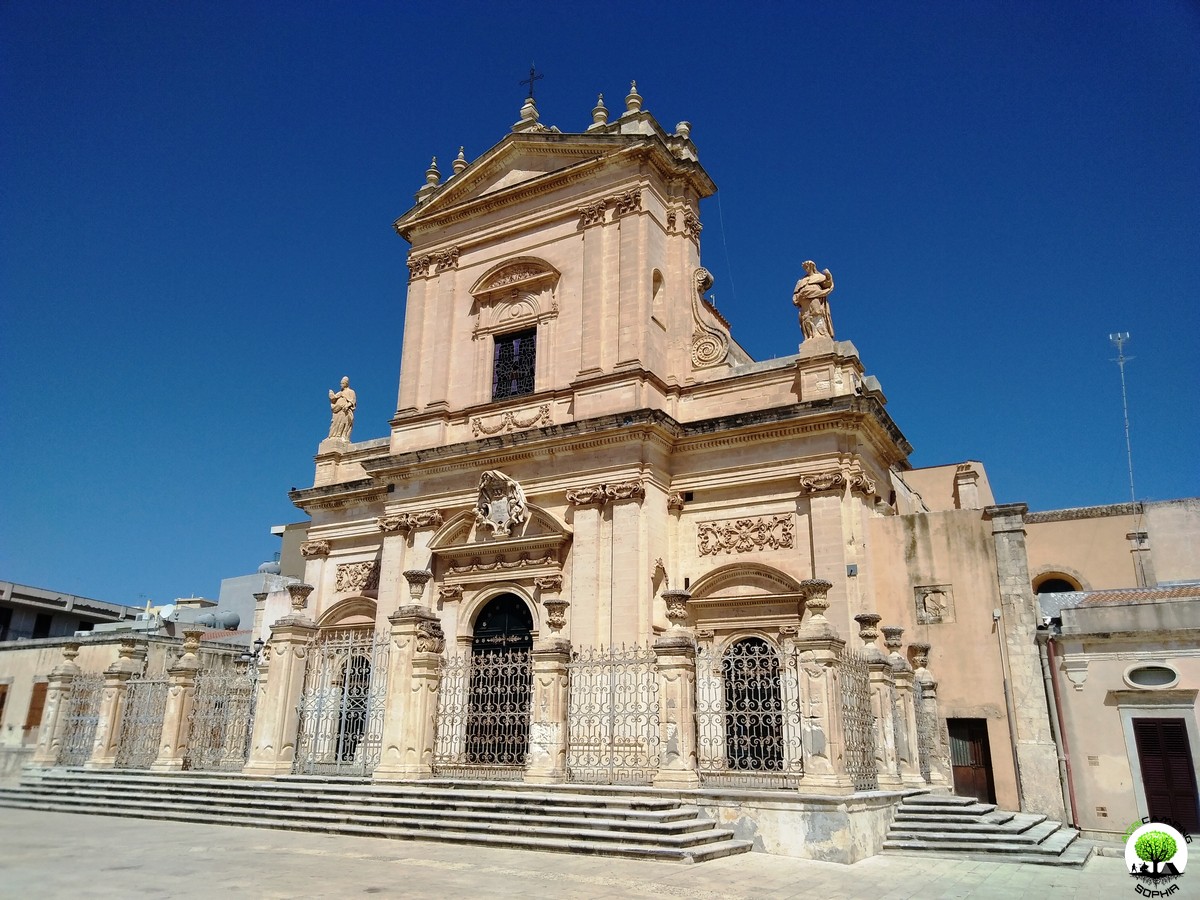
[394,131,714,238]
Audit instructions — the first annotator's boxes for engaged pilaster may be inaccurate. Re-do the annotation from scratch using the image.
[243,584,316,777]
[374,605,444,781]
[151,628,204,772]
[792,581,854,794]
[911,641,951,789]
[883,625,924,789]
[856,613,903,790]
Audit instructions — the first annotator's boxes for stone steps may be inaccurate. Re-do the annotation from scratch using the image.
[883,794,1090,867]
[0,768,752,863]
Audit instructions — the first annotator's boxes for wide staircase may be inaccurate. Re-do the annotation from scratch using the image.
[0,768,750,864]
[883,794,1091,866]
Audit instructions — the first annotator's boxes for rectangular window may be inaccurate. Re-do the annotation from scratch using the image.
[24,682,47,732]
[32,613,52,640]
[0,684,8,727]
[492,328,537,401]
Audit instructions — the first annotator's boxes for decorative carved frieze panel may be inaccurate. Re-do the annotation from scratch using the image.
[446,552,557,576]
[300,540,331,559]
[335,561,380,593]
[407,246,460,280]
[914,584,955,625]
[697,515,794,556]
[577,189,642,228]
[470,404,551,436]
[578,200,607,228]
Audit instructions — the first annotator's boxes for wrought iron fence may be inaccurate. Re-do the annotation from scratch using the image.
[433,647,531,780]
[185,660,258,772]
[913,678,933,783]
[56,672,104,766]
[293,628,390,777]
[566,645,659,785]
[696,638,803,788]
[114,671,169,769]
[839,646,878,792]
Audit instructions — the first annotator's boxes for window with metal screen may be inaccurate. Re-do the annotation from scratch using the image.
[492,328,536,401]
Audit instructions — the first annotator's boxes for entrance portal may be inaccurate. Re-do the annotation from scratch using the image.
[948,718,996,803]
[465,594,533,767]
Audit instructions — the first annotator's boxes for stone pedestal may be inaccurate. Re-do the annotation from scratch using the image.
[243,607,317,777]
[911,642,951,789]
[151,628,203,772]
[855,613,903,790]
[652,628,699,789]
[31,642,82,767]
[883,626,925,789]
[524,636,571,784]
[374,605,444,781]
[86,639,142,769]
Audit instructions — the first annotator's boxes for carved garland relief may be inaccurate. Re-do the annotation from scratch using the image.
[470,404,551,436]
[378,510,444,533]
[697,515,795,556]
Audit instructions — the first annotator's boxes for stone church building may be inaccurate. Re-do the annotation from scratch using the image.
[13,85,1197,861]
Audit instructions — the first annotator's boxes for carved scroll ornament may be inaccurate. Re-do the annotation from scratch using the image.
[697,514,794,556]
[300,540,331,559]
[335,562,380,593]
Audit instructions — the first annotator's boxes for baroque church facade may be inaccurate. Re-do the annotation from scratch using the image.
[19,85,1198,860]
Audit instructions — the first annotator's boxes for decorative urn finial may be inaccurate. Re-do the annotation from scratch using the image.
[625,80,642,114]
[452,146,468,175]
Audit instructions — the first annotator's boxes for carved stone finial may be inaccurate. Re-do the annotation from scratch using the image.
[326,376,356,442]
[286,582,314,614]
[181,627,204,657]
[542,597,569,633]
[426,157,440,186]
[453,146,468,175]
[514,95,540,131]
[675,121,691,140]
[661,589,691,629]
[797,579,838,639]
[910,641,931,671]
[589,93,608,129]
[882,625,904,653]
[61,641,81,664]
[403,569,433,603]
[625,80,642,114]
[793,259,836,343]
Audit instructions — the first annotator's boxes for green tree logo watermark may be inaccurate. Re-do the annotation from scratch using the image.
[1135,830,1178,876]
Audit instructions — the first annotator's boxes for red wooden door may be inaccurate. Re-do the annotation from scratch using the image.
[1134,718,1200,832]
[949,718,996,804]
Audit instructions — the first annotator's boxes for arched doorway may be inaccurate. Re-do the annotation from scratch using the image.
[722,637,784,773]
[465,594,533,767]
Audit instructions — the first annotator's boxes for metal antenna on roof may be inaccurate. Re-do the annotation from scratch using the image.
[1108,332,1136,506]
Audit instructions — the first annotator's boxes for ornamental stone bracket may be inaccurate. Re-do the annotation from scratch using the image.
[577,188,642,228]
[378,510,445,534]
[299,540,331,559]
[690,267,729,370]
[798,467,877,498]
[565,479,646,507]
[407,245,460,280]
[535,574,568,633]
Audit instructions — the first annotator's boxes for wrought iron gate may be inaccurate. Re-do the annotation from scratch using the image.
[114,672,169,769]
[56,672,104,766]
[566,645,660,784]
[293,628,390,776]
[185,661,258,772]
[433,648,531,779]
[839,646,878,792]
[696,638,803,787]
[913,678,933,783]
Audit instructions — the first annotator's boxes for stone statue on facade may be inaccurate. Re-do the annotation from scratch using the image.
[793,260,835,341]
[474,470,529,537]
[327,376,356,441]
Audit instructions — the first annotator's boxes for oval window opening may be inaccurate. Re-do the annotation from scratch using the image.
[1127,666,1177,688]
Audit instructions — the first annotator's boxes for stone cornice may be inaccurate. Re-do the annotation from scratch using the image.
[290,479,390,512]
[1025,502,1143,524]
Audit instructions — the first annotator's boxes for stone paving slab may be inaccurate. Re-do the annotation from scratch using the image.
[0,807,1136,899]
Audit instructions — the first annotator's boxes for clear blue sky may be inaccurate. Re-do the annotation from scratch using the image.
[3,2,1198,607]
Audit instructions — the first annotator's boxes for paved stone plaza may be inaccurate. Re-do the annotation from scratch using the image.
[0,808,1137,899]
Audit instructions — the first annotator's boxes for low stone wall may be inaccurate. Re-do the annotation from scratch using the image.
[0,747,35,785]
[690,788,908,864]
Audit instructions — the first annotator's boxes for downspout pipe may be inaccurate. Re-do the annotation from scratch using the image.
[1041,629,1079,827]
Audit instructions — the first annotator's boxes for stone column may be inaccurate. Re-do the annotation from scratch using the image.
[86,638,142,769]
[243,583,317,777]
[911,642,951,789]
[151,628,204,772]
[31,641,82,767]
[856,612,903,790]
[252,591,269,642]
[792,581,854,794]
[652,590,699,788]
[985,503,1066,820]
[883,625,925,789]
[373,604,444,781]
[375,516,411,614]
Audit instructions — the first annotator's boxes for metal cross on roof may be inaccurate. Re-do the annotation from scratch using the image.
[520,63,543,100]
